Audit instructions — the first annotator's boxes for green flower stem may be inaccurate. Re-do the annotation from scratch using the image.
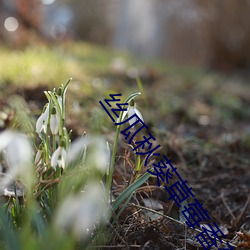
[106,92,141,198]
[63,127,70,150]
[106,122,121,196]
[61,78,71,127]
[135,154,141,173]
[52,134,56,152]
[136,77,154,125]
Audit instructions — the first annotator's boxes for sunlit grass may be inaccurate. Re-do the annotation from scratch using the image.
[0,44,85,86]
[0,42,207,87]
[0,42,130,87]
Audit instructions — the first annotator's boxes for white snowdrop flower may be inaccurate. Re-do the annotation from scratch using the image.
[54,182,109,240]
[122,99,144,126]
[0,130,33,190]
[51,143,67,169]
[35,144,43,164]
[67,135,110,173]
[50,106,59,135]
[36,103,50,134]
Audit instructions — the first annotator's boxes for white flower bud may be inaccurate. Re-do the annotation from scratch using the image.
[50,106,59,135]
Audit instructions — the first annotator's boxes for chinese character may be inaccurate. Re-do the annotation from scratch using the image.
[115,113,148,143]
[99,93,128,122]
[182,198,210,229]
[195,222,226,250]
[136,144,160,166]
[165,180,194,207]
[147,158,173,186]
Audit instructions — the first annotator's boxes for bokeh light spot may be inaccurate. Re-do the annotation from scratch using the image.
[4,17,19,32]
[50,24,66,40]
[41,0,55,5]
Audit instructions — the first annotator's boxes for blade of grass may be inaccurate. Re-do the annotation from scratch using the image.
[112,192,133,225]
[112,169,152,211]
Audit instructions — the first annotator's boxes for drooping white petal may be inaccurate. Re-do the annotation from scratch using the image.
[128,107,137,125]
[121,110,128,121]
[44,103,50,116]
[35,149,43,164]
[51,146,67,169]
[134,108,144,122]
[51,146,61,168]
[50,114,59,135]
[36,104,50,134]
[36,113,45,133]
[41,121,48,133]
[58,148,67,169]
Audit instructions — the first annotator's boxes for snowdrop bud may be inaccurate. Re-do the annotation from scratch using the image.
[54,182,109,240]
[36,103,50,134]
[51,141,67,169]
[50,106,59,135]
[57,87,62,96]
[35,143,43,164]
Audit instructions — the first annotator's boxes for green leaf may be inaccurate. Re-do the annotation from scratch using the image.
[123,92,141,105]
[0,207,21,250]
[112,170,152,211]
[32,208,45,237]
[112,193,133,225]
